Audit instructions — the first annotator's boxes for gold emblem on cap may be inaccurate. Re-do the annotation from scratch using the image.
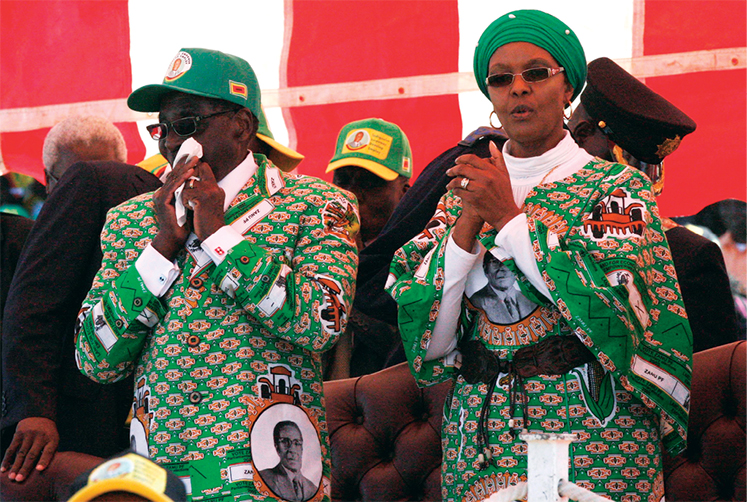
[656,135,681,159]
[598,120,606,129]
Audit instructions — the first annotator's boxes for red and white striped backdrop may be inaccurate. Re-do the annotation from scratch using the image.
[1,0,744,217]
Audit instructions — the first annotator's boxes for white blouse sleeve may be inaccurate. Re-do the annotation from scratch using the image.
[424,233,483,361]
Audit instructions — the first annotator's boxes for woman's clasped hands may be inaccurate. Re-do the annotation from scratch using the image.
[446,140,521,249]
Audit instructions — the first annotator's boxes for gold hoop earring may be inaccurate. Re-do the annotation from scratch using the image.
[489,111,502,129]
[563,102,573,121]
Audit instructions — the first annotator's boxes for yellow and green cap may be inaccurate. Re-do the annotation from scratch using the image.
[68,452,186,502]
[326,118,413,181]
[256,107,304,172]
[128,48,261,119]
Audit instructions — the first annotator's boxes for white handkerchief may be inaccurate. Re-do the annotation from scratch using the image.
[173,138,203,227]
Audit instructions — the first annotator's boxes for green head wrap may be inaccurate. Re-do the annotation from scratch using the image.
[473,10,587,103]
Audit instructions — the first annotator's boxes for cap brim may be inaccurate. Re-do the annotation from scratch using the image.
[68,478,174,502]
[128,83,234,113]
[326,158,398,181]
[257,133,304,172]
[127,84,177,113]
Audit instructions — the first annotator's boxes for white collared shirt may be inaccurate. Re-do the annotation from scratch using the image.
[136,152,258,297]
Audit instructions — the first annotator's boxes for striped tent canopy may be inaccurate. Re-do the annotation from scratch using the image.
[1,0,744,217]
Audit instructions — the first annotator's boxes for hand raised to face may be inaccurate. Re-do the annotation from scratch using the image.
[181,160,226,241]
[152,154,200,260]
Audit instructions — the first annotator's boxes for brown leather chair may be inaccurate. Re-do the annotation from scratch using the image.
[0,451,102,501]
[325,363,451,501]
[664,340,745,501]
[326,342,746,502]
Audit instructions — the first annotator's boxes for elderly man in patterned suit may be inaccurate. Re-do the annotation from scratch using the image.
[75,48,358,501]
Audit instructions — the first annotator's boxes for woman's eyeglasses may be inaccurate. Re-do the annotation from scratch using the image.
[485,67,565,88]
[146,109,236,140]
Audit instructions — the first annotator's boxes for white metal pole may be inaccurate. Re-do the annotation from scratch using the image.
[519,432,578,502]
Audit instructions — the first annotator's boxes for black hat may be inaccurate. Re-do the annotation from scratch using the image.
[580,57,697,164]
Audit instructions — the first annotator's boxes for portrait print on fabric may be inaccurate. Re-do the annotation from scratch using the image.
[251,402,322,502]
[467,252,538,325]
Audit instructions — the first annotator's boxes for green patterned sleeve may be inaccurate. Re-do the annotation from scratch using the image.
[386,193,465,387]
[209,186,359,353]
[75,198,167,384]
[527,164,693,455]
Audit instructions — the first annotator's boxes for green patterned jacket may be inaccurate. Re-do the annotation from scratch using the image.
[387,159,692,501]
[75,155,359,502]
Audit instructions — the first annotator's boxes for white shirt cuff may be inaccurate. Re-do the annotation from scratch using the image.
[201,226,245,265]
[135,244,180,297]
[494,213,528,252]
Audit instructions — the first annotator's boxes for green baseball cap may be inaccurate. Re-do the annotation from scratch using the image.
[326,118,413,181]
[128,48,261,119]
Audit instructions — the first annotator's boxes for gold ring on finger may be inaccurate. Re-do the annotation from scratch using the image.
[460,177,470,190]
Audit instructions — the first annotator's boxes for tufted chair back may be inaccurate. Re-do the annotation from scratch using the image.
[663,340,746,501]
[324,362,451,501]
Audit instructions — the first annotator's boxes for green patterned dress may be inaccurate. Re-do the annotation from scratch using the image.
[387,159,692,502]
[75,155,359,502]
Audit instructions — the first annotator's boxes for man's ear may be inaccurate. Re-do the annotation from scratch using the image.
[236,109,258,141]
[570,120,595,146]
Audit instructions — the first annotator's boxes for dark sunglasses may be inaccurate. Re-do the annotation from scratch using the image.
[146,109,236,140]
[485,67,565,88]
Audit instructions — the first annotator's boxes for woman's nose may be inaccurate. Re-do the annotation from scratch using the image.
[510,74,531,95]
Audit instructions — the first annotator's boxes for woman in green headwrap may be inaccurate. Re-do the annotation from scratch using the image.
[387,9,692,501]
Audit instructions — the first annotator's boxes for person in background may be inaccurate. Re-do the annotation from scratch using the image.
[42,116,128,194]
[0,212,33,315]
[74,48,357,501]
[677,198,747,335]
[568,56,739,353]
[327,118,412,250]
[387,10,692,500]
[324,118,411,378]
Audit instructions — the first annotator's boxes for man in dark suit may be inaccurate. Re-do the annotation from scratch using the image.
[259,421,317,502]
[568,57,739,353]
[1,161,162,483]
[0,212,34,316]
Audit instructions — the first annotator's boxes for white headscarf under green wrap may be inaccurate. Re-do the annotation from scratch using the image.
[474,9,587,103]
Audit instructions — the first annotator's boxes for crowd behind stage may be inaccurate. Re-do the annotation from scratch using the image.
[0,14,746,501]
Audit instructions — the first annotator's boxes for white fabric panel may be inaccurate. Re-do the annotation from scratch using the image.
[457,0,635,139]
[128,0,288,159]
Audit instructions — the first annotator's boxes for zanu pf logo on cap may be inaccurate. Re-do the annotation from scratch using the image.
[164,51,192,82]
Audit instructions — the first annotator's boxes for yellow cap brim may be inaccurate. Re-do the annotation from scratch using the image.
[257,133,304,172]
[137,154,170,177]
[326,158,398,181]
[68,478,174,502]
